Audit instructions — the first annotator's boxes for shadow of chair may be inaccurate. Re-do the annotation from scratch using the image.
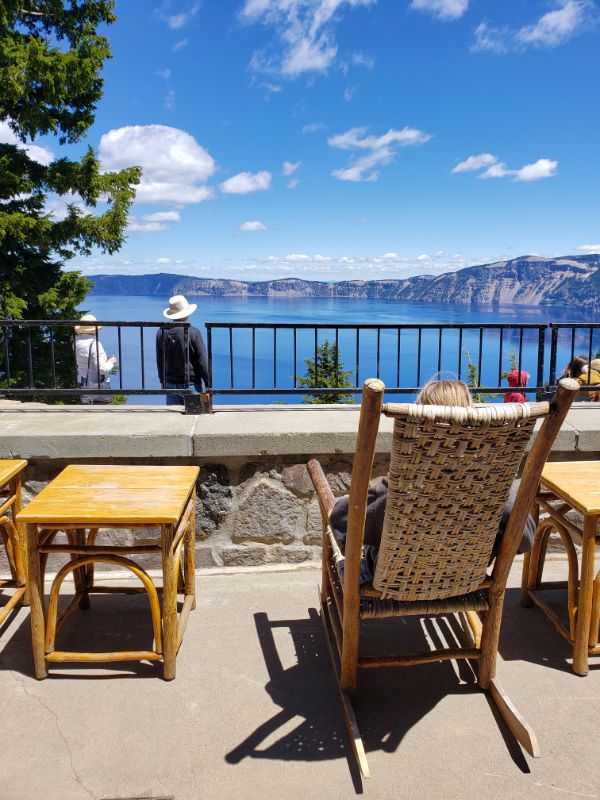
[226,608,493,791]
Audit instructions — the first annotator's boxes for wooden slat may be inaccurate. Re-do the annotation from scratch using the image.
[541,461,600,515]
[45,650,161,663]
[48,464,199,489]
[526,590,572,643]
[359,648,480,669]
[0,459,27,486]
[39,545,161,555]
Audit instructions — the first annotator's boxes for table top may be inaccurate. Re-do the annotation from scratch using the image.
[540,461,600,515]
[17,465,199,525]
[0,459,27,487]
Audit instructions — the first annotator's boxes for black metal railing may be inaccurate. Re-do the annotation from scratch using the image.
[0,319,207,413]
[205,322,558,398]
[2,319,600,411]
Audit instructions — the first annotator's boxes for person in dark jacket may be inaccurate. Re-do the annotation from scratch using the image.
[329,378,536,584]
[156,295,209,405]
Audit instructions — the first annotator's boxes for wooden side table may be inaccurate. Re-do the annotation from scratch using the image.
[17,465,199,680]
[521,461,600,675]
[0,459,28,625]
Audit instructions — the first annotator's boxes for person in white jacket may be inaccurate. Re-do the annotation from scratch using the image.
[74,314,116,404]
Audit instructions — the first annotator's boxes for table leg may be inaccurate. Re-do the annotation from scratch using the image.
[26,523,47,679]
[185,494,196,610]
[162,523,177,681]
[573,515,596,676]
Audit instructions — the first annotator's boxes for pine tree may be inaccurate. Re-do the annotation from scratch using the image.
[297,339,355,404]
[0,1,141,396]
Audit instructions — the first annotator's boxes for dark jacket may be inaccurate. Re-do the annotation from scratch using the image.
[329,480,535,583]
[156,325,209,387]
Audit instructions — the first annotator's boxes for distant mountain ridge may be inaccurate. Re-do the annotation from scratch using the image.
[88,254,600,309]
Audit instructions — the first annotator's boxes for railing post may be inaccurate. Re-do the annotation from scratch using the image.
[206,325,213,390]
[536,326,546,400]
[549,325,558,387]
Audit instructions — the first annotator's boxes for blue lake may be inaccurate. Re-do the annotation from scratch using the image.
[86,295,599,405]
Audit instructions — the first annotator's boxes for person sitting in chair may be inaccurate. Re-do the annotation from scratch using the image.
[329,378,536,584]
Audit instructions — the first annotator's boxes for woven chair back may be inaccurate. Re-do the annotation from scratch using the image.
[372,403,538,601]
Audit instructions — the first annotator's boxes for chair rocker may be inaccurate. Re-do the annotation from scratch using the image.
[308,377,579,778]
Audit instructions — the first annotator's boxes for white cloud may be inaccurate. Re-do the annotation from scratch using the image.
[314,254,332,261]
[282,160,301,176]
[287,178,299,189]
[173,38,189,50]
[128,220,169,233]
[453,152,558,182]
[99,124,216,205]
[239,220,267,232]
[143,210,181,222]
[329,125,431,182]
[473,1,597,53]
[241,0,377,77]
[479,161,511,179]
[301,121,325,134]
[451,153,498,173]
[219,170,272,194]
[578,244,600,254]
[0,120,54,165]
[411,0,469,21]
[513,158,558,182]
[285,253,311,261]
[344,85,356,101]
[351,51,376,68]
[329,126,431,150]
[159,1,201,30]
[155,257,173,264]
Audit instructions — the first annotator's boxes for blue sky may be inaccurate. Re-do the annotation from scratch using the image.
[6,0,600,280]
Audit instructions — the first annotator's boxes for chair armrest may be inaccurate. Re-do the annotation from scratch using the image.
[307,459,336,523]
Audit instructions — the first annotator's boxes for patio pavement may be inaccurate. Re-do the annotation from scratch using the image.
[0,560,598,800]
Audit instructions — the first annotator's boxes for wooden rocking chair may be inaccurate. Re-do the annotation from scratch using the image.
[308,377,579,778]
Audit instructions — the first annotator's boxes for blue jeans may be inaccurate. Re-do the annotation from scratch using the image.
[165,382,202,406]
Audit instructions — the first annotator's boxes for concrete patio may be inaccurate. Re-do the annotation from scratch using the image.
[0,559,598,800]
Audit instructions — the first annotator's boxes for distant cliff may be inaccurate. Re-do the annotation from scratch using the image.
[88,254,600,308]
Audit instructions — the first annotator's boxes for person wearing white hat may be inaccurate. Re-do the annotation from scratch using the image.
[74,314,117,404]
[156,295,209,405]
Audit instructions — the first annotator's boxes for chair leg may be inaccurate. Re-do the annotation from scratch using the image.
[319,591,370,779]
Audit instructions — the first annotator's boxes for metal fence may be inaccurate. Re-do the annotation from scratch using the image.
[2,319,600,411]
[205,321,600,399]
[0,319,207,413]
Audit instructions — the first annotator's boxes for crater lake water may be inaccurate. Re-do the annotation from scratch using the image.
[86,294,599,405]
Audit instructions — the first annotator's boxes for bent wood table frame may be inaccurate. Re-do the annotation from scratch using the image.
[521,461,600,676]
[17,465,199,680]
[0,459,28,626]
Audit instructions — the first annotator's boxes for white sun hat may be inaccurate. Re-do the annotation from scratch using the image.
[163,295,198,320]
[75,314,103,335]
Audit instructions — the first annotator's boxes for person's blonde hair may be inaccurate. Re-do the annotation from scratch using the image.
[416,379,473,407]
